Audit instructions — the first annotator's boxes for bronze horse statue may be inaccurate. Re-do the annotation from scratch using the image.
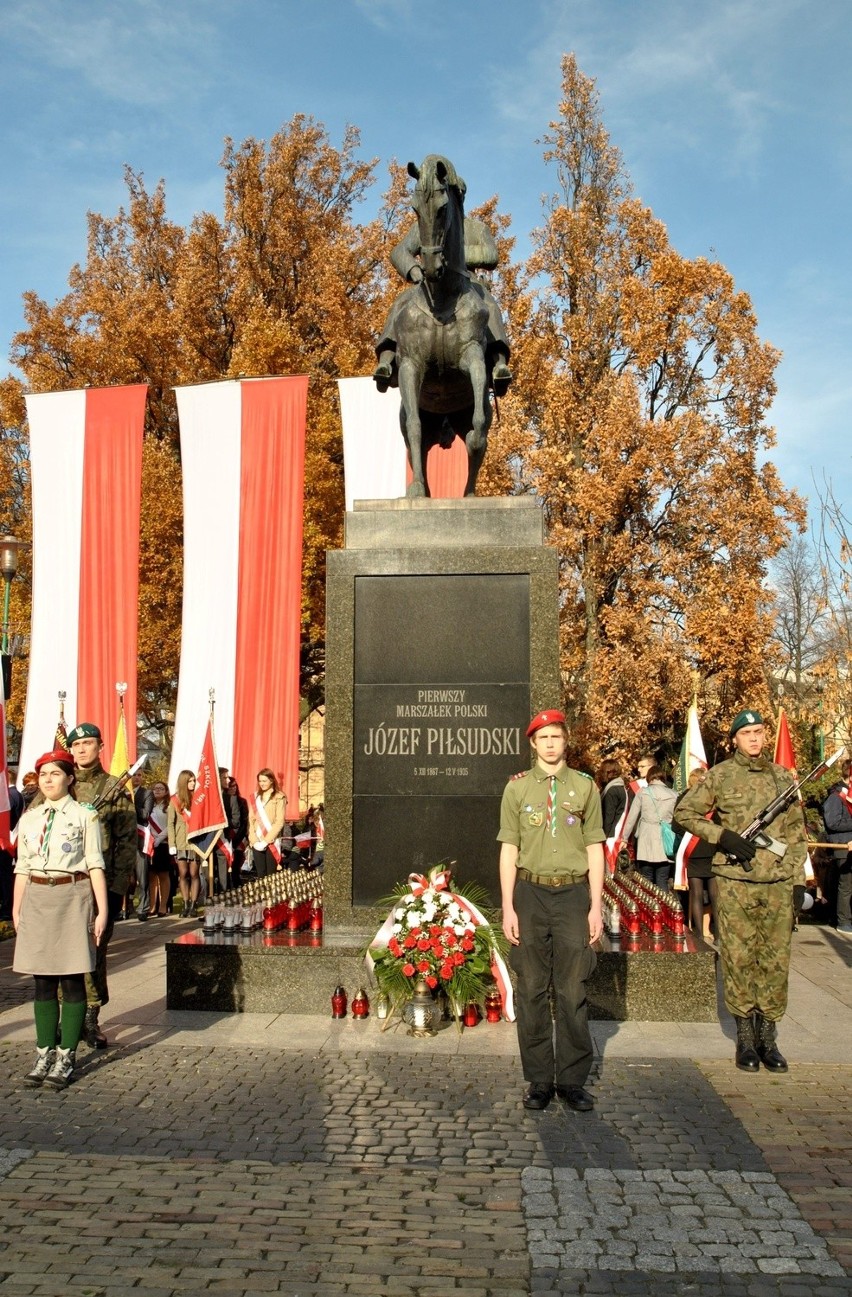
[373,155,511,497]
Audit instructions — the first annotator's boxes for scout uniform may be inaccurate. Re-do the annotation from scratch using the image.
[675,709,807,1072]
[13,748,107,1089]
[498,711,604,1100]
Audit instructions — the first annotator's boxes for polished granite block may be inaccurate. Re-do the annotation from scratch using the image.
[588,931,718,1021]
[166,931,368,1015]
[166,928,718,1020]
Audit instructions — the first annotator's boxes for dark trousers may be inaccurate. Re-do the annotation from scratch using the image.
[637,860,671,889]
[253,847,276,879]
[85,889,124,1008]
[510,878,596,1088]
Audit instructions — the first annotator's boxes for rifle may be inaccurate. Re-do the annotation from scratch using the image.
[731,747,845,872]
[90,755,147,811]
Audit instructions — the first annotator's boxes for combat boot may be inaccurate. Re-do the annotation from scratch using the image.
[23,1047,56,1088]
[734,1015,760,1072]
[43,1047,75,1090]
[83,1006,107,1049]
[755,1013,788,1073]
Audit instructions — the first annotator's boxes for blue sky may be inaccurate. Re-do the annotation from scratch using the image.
[1,0,850,520]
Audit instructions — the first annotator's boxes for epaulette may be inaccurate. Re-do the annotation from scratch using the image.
[576,771,592,780]
[510,771,528,781]
[80,802,97,812]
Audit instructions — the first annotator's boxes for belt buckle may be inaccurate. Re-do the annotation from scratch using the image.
[550,875,563,887]
[48,876,57,886]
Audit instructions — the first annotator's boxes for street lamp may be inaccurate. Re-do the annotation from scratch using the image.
[1,534,24,657]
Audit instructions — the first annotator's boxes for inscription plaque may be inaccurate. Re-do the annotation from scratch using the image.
[352,573,530,903]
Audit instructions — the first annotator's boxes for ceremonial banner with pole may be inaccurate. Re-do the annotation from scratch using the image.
[673,697,708,889]
[773,708,814,880]
[187,693,228,897]
[19,385,146,780]
[169,377,307,811]
[0,661,11,854]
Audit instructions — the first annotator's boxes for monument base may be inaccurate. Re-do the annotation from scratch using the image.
[165,928,718,1021]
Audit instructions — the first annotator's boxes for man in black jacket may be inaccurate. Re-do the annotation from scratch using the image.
[823,759,852,934]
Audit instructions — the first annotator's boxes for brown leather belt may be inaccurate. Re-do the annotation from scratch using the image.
[29,873,89,887]
[516,868,589,888]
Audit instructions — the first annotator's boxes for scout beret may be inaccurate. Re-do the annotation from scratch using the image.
[67,723,102,744]
[35,749,75,774]
[729,709,764,738]
[526,709,566,738]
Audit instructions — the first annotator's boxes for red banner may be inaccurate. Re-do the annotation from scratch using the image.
[188,717,227,840]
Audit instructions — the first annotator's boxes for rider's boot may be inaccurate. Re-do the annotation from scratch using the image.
[373,350,395,393]
[491,353,512,397]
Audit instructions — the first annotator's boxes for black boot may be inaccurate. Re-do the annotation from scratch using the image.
[755,1013,788,1073]
[734,1015,760,1072]
[83,1006,107,1050]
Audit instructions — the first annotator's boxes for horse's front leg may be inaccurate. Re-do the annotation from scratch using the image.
[398,358,428,498]
[458,343,492,496]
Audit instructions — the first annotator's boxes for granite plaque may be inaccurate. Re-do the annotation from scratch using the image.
[352,573,530,904]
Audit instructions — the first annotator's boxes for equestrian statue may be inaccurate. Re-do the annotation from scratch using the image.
[372,155,512,497]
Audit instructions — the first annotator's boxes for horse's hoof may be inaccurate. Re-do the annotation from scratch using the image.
[373,364,392,393]
[492,364,512,398]
[406,482,427,499]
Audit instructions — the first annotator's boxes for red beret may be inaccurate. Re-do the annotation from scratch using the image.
[35,749,75,773]
[526,709,566,738]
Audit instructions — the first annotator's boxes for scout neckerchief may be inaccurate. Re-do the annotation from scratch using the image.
[545,775,558,837]
[253,793,282,864]
[39,806,56,861]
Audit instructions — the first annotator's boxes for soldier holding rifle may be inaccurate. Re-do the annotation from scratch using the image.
[676,709,809,1074]
[66,723,137,1048]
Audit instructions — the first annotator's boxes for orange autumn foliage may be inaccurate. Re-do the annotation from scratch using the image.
[1,117,405,733]
[485,55,804,759]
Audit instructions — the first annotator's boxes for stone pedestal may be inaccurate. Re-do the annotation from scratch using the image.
[323,497,560,926]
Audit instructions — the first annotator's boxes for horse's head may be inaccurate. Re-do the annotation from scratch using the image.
[408,155,465,282]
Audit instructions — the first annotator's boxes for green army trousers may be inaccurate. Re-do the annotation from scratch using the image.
[715,875,794,1021]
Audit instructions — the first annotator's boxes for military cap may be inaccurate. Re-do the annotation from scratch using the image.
[729,709,764,738]
[67,722,102,744]
[526,709,567,738]
[34,748,75,773]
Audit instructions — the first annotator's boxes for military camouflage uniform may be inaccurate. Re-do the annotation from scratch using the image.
[73,762,137,1008]
[498,765,604,1089]
[675,750,807,1021]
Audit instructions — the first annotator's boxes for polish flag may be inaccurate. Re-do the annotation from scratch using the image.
[338,377,469,507]
[168,377,307,809]
[19,386,146,780]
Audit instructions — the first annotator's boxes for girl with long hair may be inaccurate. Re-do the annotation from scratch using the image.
[168,770,199,916]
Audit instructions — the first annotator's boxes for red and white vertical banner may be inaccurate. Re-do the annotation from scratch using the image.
[168,377,307,812]
[19,385,146,780]
[0,662,11,852]
[338,377,469,507]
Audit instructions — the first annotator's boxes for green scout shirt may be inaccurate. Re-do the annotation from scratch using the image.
[73,762,138,896]
[674,750,807,884]
[497,763,604,879]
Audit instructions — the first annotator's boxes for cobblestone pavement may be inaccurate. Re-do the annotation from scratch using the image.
[0,1043,850,1296]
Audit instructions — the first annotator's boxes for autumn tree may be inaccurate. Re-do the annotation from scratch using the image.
[0,378,32,738]
[490,54,804,759]
[1,117,405,733]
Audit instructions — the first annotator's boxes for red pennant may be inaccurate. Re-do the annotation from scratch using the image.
[773,709,796,772]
